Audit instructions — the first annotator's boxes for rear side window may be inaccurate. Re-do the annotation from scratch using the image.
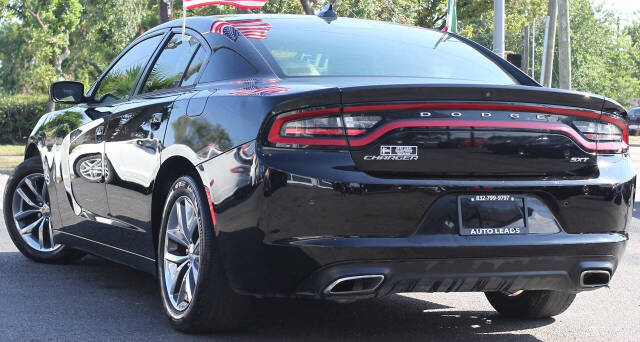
[94,35,163,102]
[199,48,257,83]
[253,18,517,84]
[142,34,201,93]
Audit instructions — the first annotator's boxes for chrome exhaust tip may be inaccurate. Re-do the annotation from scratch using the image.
[324,275,385,295]
[580,270,611,288]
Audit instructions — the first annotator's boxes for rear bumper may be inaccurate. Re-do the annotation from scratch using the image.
[197,145,634,298]
[295,233,626,300]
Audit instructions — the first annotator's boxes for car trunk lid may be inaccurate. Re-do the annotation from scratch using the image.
[340,85,617,178]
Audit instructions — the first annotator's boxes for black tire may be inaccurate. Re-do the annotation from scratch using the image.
[158,175,252,333]
[3,156,85,263]
[485,290,576,319]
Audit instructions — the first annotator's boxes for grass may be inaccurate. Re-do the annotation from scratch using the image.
[0,145,24,156]
[0,145,24,169]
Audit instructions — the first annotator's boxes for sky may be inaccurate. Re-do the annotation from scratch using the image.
[600,0,640,23]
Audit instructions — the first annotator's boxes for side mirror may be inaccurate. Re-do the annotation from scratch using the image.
[50,81,86,104]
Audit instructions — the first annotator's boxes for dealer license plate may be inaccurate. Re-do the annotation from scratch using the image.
[458,195,528,236]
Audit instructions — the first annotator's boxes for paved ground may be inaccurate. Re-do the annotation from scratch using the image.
[1,153,639,342]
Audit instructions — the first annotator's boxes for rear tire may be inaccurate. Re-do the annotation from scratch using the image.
[158,175,252,333]
[485,290,576,319]
[3,156,85,263]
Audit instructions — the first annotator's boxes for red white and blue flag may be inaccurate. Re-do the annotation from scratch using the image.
[231,78,290,96]
[184,0,268,10]
[211,19,271,40]
[183,1,268,38]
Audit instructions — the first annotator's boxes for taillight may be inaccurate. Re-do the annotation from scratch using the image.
[281,116,344,137]
[266,107,381,148]
[573,120,628,152]
[343,114,382,136]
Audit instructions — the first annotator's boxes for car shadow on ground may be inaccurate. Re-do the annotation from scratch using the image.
[0,251,551,341]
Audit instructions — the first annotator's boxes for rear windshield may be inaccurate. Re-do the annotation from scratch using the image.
[252,17,517,85]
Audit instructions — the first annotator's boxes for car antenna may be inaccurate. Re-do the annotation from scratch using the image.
[317,2,338,22]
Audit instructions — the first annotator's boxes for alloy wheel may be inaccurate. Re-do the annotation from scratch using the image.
[163,196,201,312]
[11,172,61,252]
[78,157,105,181]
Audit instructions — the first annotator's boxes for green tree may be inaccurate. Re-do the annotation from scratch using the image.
[0,23,32,94]
[564,0,640,107]
[68,0,148,86]
[1,0,82,111]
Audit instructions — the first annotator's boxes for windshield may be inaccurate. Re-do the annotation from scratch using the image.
[251,17,517,85]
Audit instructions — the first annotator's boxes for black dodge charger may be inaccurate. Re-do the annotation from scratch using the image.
[3,14,633,333]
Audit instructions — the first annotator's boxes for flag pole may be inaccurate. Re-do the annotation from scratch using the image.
[444,0,457,33]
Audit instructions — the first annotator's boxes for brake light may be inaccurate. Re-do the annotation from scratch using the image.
[266,107,381,148]
[573,120,628,152]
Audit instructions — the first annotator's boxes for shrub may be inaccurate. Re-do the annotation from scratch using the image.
[0,94,49,144]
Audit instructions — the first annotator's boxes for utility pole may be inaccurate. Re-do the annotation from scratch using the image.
[159,0,173,23]
[300,0,314,14]
[558,0,571,89]
[541,0,557,87]
[493,0,505,58]
[540,16,550,84]
[531,18,536,79]
[523,26,530,75]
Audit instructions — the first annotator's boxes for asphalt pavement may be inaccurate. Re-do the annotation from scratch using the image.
[1,151,639,342]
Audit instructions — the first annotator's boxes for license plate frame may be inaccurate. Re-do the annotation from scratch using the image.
[457,194,529,236]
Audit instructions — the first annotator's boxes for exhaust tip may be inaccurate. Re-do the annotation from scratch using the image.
[580,269,611,288]
[324,275,384,295]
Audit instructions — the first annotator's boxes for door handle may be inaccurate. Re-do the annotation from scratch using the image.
[150,112,163,130]
[96,126,104,142]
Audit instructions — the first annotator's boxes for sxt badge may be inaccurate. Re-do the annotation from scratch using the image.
[364,145,419,161]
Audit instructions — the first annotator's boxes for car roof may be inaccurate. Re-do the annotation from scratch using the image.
[152,14,443,36]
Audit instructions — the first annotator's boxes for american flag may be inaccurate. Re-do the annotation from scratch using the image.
[184,0,268,10]
[211,19,272,40]
[231,79,290,96]
[211,21,241,41]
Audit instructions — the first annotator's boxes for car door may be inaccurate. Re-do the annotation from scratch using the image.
[58,32,166,251]
[102,31,210,258]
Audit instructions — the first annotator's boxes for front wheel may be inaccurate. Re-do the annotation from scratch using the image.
[485,290,576,319]
[3,156,84,263]
[158,175,251,333]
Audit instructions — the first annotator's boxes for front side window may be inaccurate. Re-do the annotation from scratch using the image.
[94,35,163,102]
[142,34,202,93]
[181,47,208,87]
[253,18,517,85]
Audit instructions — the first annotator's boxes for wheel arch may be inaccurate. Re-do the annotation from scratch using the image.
[24,143,39,160]
[151,156,201,259]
